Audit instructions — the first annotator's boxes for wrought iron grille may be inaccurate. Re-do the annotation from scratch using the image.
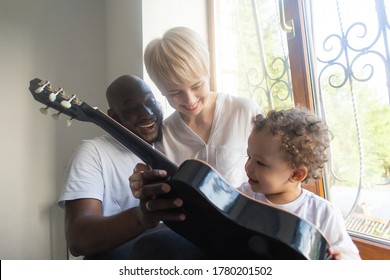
[214,0,390,243]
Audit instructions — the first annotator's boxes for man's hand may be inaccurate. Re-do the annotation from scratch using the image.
[130,163,186,228]
[130,163,167,198]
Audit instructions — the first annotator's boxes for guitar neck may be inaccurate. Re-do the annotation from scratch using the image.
[80,103,178,177]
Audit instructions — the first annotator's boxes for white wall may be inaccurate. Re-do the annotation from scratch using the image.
[0,0,107,260]
[142,0,208,115]
[0,0,206,259]
[105,0,143,83]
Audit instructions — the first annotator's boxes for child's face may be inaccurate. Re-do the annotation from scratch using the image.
[245,129,296,198]
[158,77,211,117]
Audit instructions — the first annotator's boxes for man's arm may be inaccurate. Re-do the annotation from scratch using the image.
[65,193,184,257]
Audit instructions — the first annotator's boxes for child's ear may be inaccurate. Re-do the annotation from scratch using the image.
[289,166,308,183]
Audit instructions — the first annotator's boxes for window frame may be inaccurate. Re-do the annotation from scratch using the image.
[207,0,390,260]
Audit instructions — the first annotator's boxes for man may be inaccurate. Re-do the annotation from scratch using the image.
[58,75,201,259]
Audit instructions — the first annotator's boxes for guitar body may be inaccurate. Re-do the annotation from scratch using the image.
[29,78,331,260]
[166,160,331,259]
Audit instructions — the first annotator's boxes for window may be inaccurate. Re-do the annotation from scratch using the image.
[210,0,390,259]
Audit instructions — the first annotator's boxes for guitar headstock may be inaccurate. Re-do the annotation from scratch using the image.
[29,78,94,125]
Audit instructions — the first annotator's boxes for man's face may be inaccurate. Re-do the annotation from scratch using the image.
[109,84,163,144]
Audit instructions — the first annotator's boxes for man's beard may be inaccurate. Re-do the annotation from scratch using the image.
[149,111,163,144]
[152,122,163,143]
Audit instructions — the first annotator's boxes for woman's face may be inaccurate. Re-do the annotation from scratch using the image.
[158,77,210,116]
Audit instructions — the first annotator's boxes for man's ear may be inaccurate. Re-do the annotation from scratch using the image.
[289,166,308,183]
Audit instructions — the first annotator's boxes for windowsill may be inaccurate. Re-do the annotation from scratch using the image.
[350,235,390,260]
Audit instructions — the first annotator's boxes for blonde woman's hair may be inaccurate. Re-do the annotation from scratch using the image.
[144,26,210,88]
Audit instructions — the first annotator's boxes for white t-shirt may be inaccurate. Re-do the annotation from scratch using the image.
[156,93,261,188]
[238,183,361,260]
[58,134,141,216]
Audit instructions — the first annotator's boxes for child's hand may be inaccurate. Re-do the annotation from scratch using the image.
[327,247,342,260]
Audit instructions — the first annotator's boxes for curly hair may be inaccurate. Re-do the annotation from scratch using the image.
[252,108,330,183]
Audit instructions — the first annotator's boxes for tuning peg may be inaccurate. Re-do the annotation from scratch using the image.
[52,112,61,120]
[61,94,76,109]
[66,118,73,127]
[39,106,49,115]
[35,81,50,93]
[49,88,63,102]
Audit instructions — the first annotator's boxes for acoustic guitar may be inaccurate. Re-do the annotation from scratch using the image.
[29,78,331,259]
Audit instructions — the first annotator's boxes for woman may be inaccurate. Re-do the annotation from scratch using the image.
[144,26,261,188]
